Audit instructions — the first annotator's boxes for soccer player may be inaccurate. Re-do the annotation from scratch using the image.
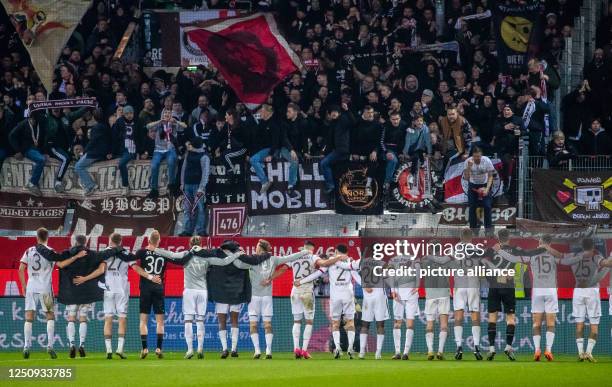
[18,227,86,359]
[135,230,168,359]
[483,229,518,361]
[389,255,420,360]
[301,245,358,359]
[563,238,607,362]
[357,258,389,360]
[154,236,242,359]
[232,239,309,359]
[495,235,561,361]
[422,254,452,360]
[280,240,320,359]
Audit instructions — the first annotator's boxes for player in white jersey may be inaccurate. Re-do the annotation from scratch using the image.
[154,236,242,359]
[567,239,611,362]
[495,235,561,361]
[274,241,320,359]
[422,254,452,360]
[298,244,358,359]
[388,255,420,360]
[18,228,86,359]
[357,257,389,360]
[231,239,308,359]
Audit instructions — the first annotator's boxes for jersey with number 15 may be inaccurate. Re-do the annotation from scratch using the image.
[136,249,168,290]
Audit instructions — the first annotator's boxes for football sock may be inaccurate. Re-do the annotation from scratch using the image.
[156,333,163,350]
[545,331,554,352]
[533,335,541,351]
[404,329,414,354]
[117,336,125,353]
[393,328,401,354]
[454,325,463,347]
[425,332,434,352]
[586,338,595,355]
[347,331,355,352]
[231,328,239,351]
[487,322,496,349]
[472,325,481,347]
[185,322,193,353]
[332,331,341,351]
[196,322,204,352]
[218,330,227,351]
[292,323,301,350]
[359,333,367,354]
[438,331,448,353]
[24,321,32,349]
[105,337,112,353]
[302,324,312,351]
[506,324,515,346]
[79,322,87,346]
[141,335,148,349]
[376,334,384,356]
[576,338,584,354]
[67,321,76,346]
[265,333,273,355]
[250,333,260,354]
[46,320,55,349]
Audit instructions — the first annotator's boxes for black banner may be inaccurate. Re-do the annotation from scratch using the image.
[387,160,441,212]
[0,193,67,231]
[493,0,542,75]
[28,98,97,113]
[333,161,384,215]
[532,169,611,224]
[207,160,247,205]
[248,159,331,215]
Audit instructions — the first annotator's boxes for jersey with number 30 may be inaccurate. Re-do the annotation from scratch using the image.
[20,246,54,293]
[136,249,167,290]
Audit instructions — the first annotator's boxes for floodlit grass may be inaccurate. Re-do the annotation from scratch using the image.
[0,352,610,386]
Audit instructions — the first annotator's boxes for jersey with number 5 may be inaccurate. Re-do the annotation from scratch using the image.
[20,246,54,293]
[328,263,355,299]
[136,249,167,289]
[291,254,318,294]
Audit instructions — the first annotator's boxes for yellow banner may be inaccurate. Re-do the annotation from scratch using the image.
[0,0,92,91]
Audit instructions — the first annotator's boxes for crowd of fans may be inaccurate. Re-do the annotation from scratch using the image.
[1,0,612,232]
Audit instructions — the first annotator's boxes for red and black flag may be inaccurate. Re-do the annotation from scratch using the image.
[185,13,302,109]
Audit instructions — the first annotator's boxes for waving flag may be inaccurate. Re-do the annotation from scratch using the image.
[1,0,93,92]
[185,13,302,109]
[443,154,504,203]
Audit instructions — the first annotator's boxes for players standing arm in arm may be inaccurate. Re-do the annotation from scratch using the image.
[295,267,327,287]
[36,245,82,262]
[237,253,272,265]
[334,258,362,271]
[73,262,107,285]
[424,254,453,265]
[131,263,162,284]
[558,252,585,266]
[316,254,349,267]
[54,250,88,268]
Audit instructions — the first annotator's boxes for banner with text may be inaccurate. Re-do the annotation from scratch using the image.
[0,193,67,231]
[532,169,611,224]
[248,159,331,215]
[206,160,247,205]
[440,204,517,226]
[334,161,384,215]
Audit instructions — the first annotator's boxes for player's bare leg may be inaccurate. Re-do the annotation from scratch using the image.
[576,320,585,361]
[302,319,313,359]
[184,317,194,359]
[196,317,205,359]
[78,315,88,357]
[453,309,464,360]
[139,313,149,359]
[23,310,34,359]
[230,311,240,357]
[217,313,229,358]
[263,321,273,359]
[358,321,369,359]
[532,312,543,361]
[425,320,435,360]
[249,320,261,359]
[345,319,355,359]
[331,320,342,359]
[116,316,127,359]
[375,321,385,359]
[504,313,516,361]
[104,315,114,359]
[584,324,598,362]
[544,313,555,361]
[155,313,164,358]
[471,311,483,360]
[392,319,402,359]
[402,319,414,360]
[437,314,448,360]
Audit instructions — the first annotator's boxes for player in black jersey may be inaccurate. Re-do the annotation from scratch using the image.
[134,230,169,359]
[484,229,518,361]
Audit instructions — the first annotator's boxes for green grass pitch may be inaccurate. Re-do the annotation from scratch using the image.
[1,352,610,386]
